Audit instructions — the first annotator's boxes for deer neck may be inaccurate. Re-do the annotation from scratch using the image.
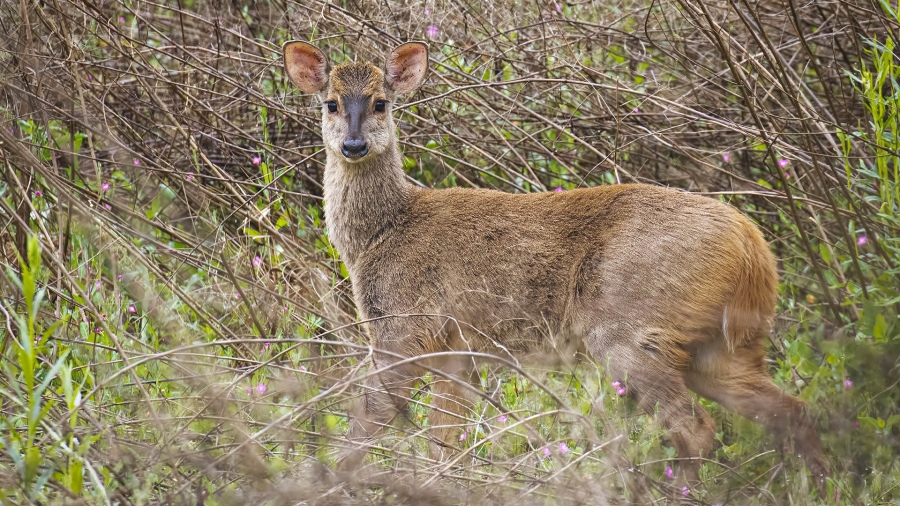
[323,144,413,265]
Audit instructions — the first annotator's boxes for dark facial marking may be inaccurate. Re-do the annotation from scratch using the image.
[342,95,370,142]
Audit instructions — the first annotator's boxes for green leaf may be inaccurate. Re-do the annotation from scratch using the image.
[819,242,832,265]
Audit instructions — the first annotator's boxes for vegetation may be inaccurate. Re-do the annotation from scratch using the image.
[0,0,898,503]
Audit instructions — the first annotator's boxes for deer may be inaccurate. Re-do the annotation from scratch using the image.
[281,39,829,493]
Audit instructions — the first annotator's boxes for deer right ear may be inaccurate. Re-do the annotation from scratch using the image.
[283,41,329,94]
[385,42,428,95]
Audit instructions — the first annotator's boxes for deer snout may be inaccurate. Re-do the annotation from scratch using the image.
[341,138,368,158]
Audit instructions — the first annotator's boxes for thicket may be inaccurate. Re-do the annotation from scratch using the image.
[0,0,898,503]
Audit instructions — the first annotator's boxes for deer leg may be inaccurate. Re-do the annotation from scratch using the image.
[586,326,717,485]
[340,359,423,470]
[685,345,828,492]
[428,371,477,461]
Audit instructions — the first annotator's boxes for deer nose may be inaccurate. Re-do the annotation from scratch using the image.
[341,139,368,158]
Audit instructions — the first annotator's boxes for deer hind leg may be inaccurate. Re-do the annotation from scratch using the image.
[586,325,717,484]
[685,342,828,491]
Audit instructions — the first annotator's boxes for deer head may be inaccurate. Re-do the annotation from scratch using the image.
[282,41,428,162]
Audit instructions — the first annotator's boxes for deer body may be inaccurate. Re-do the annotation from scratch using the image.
[283,40,828,490]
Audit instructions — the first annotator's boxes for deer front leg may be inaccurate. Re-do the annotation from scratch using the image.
[428,367,477,461]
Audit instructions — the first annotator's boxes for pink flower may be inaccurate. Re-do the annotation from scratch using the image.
[264,342,270,349]
[857,235,867,246]
[252,156,261,165]
[246,387,252,395]
[252,255,262,268]
[852,421,859,428]
[119,17,125,22]
[777,158,789,169]
[682,486,690,496]
[542,447,551,457]
[632,107,642,114]
[554,2,562,12]
[95,280,102,289]
[616,386,627,396]
[498,415,508,423]
[185,172,194,181]
[128,305,136,313]
[101,313,107,319]
[283,306,289,311]
[558,442,569,454]
[425,7,430,14]
[665,466,674,479]
[299,365,307,372]
[554,186,563,192]
[34,190,42,196]
[256,383,267,394]
[118,274,124,280]
[722,152,731,163]
[611,381,621,387]
[844,379,853,388]
[104,204,111,211]
[101,182,110,191]
[133,159,141,166]
[459,431,467,441]
[426,25,439,39]
[94,328,102,334]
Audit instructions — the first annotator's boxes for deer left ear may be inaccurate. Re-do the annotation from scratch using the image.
[385,42,428,95]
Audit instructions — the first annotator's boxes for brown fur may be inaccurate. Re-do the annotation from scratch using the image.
[282,41,828,491]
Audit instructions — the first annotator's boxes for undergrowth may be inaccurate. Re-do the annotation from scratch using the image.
[0,0,898,504]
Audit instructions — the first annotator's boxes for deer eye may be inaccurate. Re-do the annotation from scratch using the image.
[374,100,386,113]
[326,101,338,113]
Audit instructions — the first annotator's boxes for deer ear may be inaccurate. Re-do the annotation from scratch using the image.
[283,41,329,94]
[385,42,428,95]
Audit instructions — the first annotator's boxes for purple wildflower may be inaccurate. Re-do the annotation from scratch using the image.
[559,442,569,454]
[252,156,261,165]
[252,255,262,268]
[542,447,551,457]
[844,379,853,388]
[119,17,125,22]
[426,25,439,39]
[857,235,867,246]
[104,204,111,211]
[777,158,789,169]
[554,186,563,192]
[133,159,141,166]
[186,172,194,181]
[256,383,267,394]
[299,365,307,372]
[101,182,110,191]
[459,431,467,441]
[498,415,508,423]
[665,466,674,479]
[682,486,690,496]
[128,305,136,313]
[34,190,42,196]
[722,152,731,163]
